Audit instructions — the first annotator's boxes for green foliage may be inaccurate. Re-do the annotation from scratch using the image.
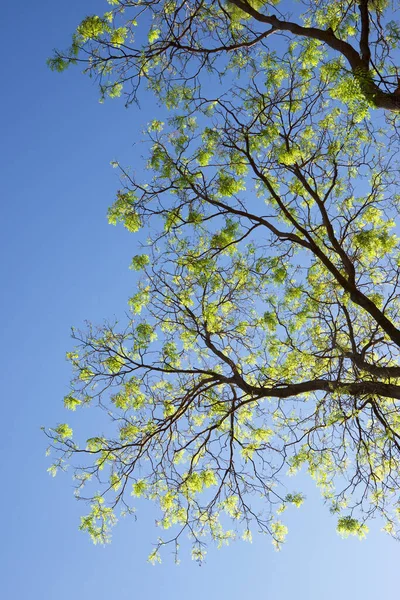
[130,254,150,271]
[48,0,400,562]
[54,423,73,439]
[337,517,369,540]
[48,0,400,112]
[110,27,127,46]
[128,286,150,314]
[80,495,117,544]
[271,521,289,550]
[77,16,107,41]
[63,395,81,411]
[47,56,69,72]
[108,191,141,231]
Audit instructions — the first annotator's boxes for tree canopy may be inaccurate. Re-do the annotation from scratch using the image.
[50,0,400,110]
[48,0,400,561]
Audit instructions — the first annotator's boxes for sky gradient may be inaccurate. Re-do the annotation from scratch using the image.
[1,1,400,598]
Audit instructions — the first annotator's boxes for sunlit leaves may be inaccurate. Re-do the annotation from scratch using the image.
[337,517,369,540]
[216,173,246,197]
[330,74,371,120]
[80,495,117,544]
[108,191,141,232]
[211,219,240,253]
[47,56,69,72]
[136,322,157,345]
[107,82,123,98]
[54,423,73,439]
[77,15,106,41]
[130,254,150,271]
[132,480,148,497]
[110,27,127,46]
[47,0,400,562]
[148,28,161,44]
[284,493,305,508]
[270,520,289,551]
[105,355,125,373]
[129,287,150,314]
[63,395,81,411]
[86,437,106,452]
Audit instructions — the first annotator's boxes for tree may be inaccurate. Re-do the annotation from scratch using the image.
[49,0,400,111]
[47,0,400,561]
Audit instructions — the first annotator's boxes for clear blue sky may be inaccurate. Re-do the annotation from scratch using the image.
[1,1,400,598]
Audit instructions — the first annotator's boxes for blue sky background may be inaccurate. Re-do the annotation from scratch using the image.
[1,1,400,598]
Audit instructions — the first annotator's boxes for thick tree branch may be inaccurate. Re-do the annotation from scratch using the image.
[228,0,400,110]
[344,352,400,379]
[246,378,400,401]
[359,0,372,66]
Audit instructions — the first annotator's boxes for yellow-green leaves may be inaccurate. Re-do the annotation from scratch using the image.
[119,423,140,441]
[130,254,150,271]
[222,496,241,519]
[148,28,161,44]
[110,472,122,491]
[211,219,240,253]
[115,381,145,413]
[330,74,370,120]
[271,520,288,550]
[201,469,218,488]
[47,56,69,73]
[300,39,324,69]
[104,355,125,373]
[77,16,106,41]
[86,437,106,452]
[216,173,246,197]
[47,464,58,478]
[55,423,73,439]
[197,149,213,167]
[128,287,150,314]
[337,517,369,540]
[110,27,127,46]
[353,228,397,260]
[191,547,207,562]
[108,82,123,98]
[48,0,400,560]
[80,495,116,544]
[163,207,181,232]
[148,120,164,133]
[132,480,148,497]
[108,191,141,232]
[78,367,93,381]
[162,341,180,368]
[253,428,273,443]
[242,529,253,543]
[284,493,305,508]
[184,472,204,494]
[63,395,81,411]
[135,323,157,348]
[277,146,304,166]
